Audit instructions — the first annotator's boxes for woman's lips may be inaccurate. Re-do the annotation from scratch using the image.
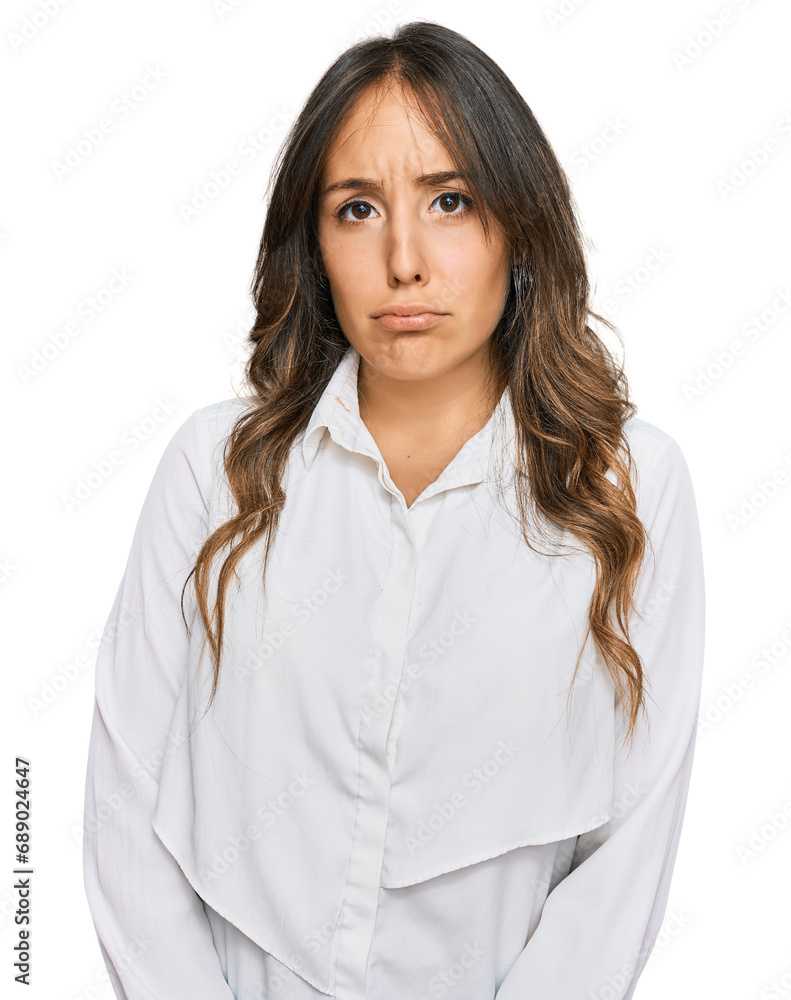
[373,312,449,331]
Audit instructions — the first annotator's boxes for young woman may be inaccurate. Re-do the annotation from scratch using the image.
[82,20,705,1000]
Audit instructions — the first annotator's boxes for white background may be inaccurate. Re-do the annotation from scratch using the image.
[2,0,789,997]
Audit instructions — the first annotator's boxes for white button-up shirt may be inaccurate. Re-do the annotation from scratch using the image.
[82,342,705,1000]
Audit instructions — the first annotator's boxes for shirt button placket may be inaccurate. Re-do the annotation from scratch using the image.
[332,492,422,1000]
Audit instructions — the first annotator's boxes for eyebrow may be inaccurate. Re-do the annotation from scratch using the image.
[319,171,467,204]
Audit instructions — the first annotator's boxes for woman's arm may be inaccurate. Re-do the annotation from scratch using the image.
[82,407,235,999]
[494,431,706,1000]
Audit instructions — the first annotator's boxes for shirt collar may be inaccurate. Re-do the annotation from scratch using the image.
[300,344,517,493]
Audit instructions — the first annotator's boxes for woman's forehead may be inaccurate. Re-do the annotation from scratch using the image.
[320,90,453,181]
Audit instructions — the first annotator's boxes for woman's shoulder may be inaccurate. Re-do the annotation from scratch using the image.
[169,394,256,458]
[620,415,698,518]
[621,414,688,472]
[157,396,255,502]
[190,394,256,435]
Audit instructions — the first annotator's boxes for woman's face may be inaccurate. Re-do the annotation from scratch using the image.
[316,84,512,386]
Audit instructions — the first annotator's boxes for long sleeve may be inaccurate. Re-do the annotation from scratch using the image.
[494,431,705,1000]
[82,407,236,999]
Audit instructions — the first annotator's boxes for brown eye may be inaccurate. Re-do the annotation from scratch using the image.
[433,191,472,215]
[350,203,372,220]
[336,200,379,225]
[438,193,460,212]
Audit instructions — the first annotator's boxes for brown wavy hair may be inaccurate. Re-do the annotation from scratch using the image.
[181,20,650,752]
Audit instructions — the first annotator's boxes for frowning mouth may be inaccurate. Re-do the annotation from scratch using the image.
[373,312,450,332]
[372,303,448,318]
